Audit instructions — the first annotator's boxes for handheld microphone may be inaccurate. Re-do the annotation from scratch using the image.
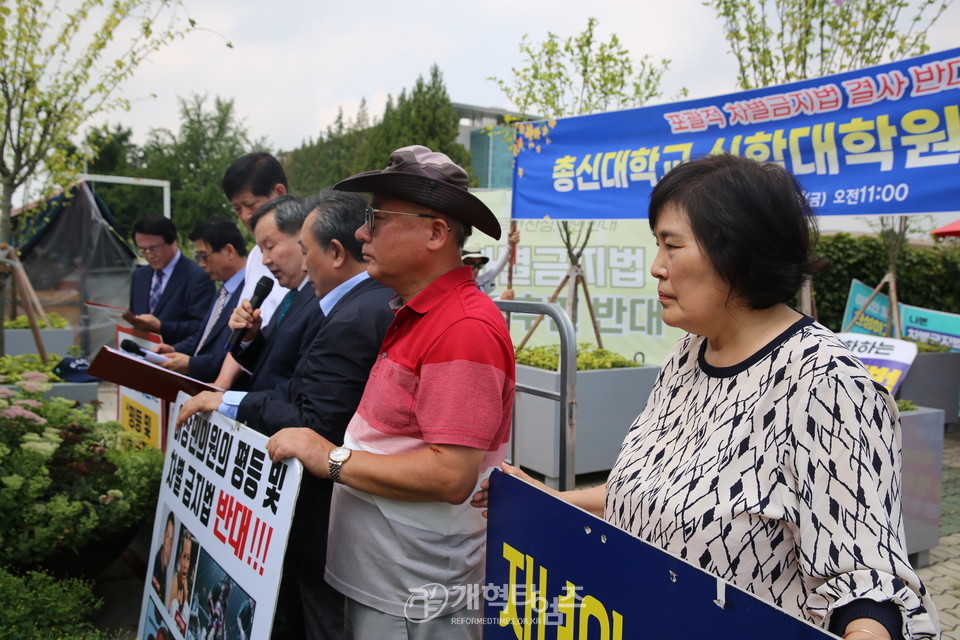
[120,339,171,365]
[226,275,274,353]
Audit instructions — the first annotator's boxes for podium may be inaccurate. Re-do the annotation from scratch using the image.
[89,326,219,450]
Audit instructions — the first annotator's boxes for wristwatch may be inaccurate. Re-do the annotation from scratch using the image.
[328,447,352,484]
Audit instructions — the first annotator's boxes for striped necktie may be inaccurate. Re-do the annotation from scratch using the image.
[148,270,164,314]
[196,285,230,355]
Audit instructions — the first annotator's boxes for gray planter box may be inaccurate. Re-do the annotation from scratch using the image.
[900,406,944,568]
[513,364,660,486]
[897,351,960,426]
[2,381,99,405]
[4,328,75,357]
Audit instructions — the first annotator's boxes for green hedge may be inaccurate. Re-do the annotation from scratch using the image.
[812,234,960,331]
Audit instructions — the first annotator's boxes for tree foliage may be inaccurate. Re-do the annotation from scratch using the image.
[489,17,673,331]
[0,0,197,239]
[84,123,149,234]
[139,94,256,236]
[813,233,960,331]
[84,96,258,240]
[490,17,674,119]
[283,65,471,194]
[708,0,953,90]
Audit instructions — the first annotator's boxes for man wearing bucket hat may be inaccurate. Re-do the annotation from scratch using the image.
[266,145,515,638]
[462,228,519,300]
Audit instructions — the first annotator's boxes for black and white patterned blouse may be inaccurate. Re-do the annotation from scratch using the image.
[605,316,938,638]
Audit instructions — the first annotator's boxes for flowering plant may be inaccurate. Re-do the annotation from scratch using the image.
[0,385,163,566]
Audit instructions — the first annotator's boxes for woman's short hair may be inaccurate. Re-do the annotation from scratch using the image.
[648,154,825,309]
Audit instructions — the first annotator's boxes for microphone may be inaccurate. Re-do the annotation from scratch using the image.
[120,339,171,365]
[226,275,274,353]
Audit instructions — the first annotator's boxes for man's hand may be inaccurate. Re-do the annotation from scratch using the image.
[266,428,334,478]
[499,289,515,301]
[228,299,262,342]
[123,312,161,333]
[161,352,190,374]
[507,230,520,247]
[155,343,175,354]
[176,391,226,428]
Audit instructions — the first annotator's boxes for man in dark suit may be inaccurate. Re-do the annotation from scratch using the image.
[222,194,322,393]
[157,218,247,382]
[176,191,394,640]
[125,216,215,345]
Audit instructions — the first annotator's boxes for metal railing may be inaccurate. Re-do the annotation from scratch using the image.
[495,300,578,490]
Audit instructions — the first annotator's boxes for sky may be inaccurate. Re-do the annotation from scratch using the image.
[78,0,960,232]
[91,0,959,151]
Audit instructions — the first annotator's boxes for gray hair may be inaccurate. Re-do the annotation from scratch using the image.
[250,194,308,235]
[305,190,367,262]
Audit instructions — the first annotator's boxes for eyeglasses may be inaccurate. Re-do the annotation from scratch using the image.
[364,206,438,232]
[137,243,168,255]
[464,261,485,270]
[194,248,222,262]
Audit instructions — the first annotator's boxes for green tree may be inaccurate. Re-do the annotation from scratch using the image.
[490,17,674,335]
[84,123,152,236]
[139,94,257,237]
[491,17,673,120]
[0,0,197,238]
[0,0,196,354]
[285,65,472,191]
[708,0,953,90]
[283,102,373,194]
[362,65,472,176]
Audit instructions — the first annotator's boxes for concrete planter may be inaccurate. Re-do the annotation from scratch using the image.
[2,381,99,405]
[4,328,75,357]
[897,351,960,426]
[513,364,660,486]
[900,406,944,568]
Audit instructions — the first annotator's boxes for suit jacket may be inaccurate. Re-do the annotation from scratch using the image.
[130,256,215,346]
[237,277,393,436]
[238,276,394,587]
[234,285,323,393]
[171,277,245,383]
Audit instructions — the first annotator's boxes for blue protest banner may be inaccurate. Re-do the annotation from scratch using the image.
[842,278,960,352]
[841,278,892,335]
[512,48,960,220]
[483,471,832,639]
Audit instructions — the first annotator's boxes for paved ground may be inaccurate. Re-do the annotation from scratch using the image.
[917,428,960,639]
[90,382,960,638]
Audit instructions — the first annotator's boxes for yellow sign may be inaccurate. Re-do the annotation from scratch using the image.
[120,391,161,449]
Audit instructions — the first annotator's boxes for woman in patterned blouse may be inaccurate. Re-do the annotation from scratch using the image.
[474,154,938,640]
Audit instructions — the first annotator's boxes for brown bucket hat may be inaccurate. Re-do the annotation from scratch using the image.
[332,145,502,239]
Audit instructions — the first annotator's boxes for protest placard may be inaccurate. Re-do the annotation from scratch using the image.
[138,392,302,640]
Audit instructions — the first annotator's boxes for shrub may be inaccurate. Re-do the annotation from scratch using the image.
[0,389,163,566]
[813,234,960,331]
[0,566,117,639]
[516,343,640,371]
[2,312,69,329]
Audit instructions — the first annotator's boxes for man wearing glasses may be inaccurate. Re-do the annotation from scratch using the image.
[267,146,515,638]
[125,215,214,345]
[156,217,247,382]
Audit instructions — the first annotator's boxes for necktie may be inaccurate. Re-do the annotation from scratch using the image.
[196,285,230,355]
[272,289,299,330]
[148,270,164,314]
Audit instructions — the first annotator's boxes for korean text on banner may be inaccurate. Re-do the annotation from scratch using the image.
[837,333,918,394]
[513,48,960,220]
[137,391,302,640]
[481,472,831,638]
